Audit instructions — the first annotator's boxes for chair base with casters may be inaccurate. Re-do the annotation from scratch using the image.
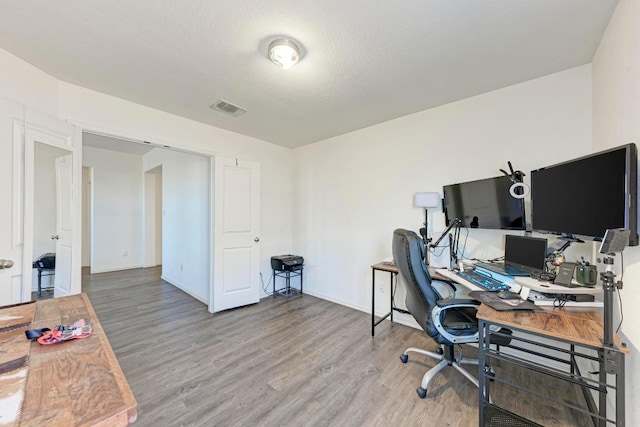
[400,344,479,398]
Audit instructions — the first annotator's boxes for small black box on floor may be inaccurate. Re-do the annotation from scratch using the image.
[270,254,304,272]
[271,254,304,298]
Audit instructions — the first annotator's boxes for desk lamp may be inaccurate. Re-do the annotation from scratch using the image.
[414,192,441,265]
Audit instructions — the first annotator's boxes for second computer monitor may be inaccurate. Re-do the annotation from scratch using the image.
[505,235,547,273]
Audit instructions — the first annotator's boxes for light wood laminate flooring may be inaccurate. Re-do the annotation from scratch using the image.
[82,267,590,427]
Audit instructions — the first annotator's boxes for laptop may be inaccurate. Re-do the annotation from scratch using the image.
[476,235,547,277]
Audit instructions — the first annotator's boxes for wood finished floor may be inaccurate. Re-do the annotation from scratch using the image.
[82,267,590,427]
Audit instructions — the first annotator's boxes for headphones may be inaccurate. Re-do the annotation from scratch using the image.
[500,161,529,199]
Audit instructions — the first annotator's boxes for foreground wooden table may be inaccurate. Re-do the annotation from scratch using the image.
[20,293,137,426]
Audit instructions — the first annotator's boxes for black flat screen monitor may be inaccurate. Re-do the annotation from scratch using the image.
[443,175,525,230]
[505,235,547,273]
[531,143,638,246]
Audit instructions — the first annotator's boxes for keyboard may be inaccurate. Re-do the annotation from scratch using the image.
[456,270,510,291]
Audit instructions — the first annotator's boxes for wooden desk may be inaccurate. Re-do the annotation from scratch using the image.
[370,262,448,337]
[20,294,137,426]
[477,304,628,426]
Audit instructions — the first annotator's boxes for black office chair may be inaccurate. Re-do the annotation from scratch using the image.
[392,228,510,398]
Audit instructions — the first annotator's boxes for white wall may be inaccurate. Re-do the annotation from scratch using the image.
[82,167,91,267]
[293,65,593,317]
[592,0,640,425]
[143,148,209,302]
[0,49,58,115]
[0,47,294,299]
[56,82,294,287]
[83,146,144,273]
[144,167,162,267]
[32,142,71,291]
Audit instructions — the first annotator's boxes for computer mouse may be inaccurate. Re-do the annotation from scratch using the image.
[497,290,521,300]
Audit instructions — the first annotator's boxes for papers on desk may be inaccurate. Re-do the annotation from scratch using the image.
[469,291,539,311]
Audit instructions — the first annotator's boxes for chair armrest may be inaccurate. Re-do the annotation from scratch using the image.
[432,279,457,299]
[436,298,480,308]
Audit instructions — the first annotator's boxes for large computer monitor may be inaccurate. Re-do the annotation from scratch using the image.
[443,175,525,230]
[530,144,638,246]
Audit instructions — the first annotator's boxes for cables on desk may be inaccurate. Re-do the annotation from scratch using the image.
[553,297,568,308]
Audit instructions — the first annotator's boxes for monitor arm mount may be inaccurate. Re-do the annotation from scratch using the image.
[500,160,525,184]
[430,218,463,269]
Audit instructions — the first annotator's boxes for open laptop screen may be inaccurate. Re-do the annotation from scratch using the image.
[505,235,547,273]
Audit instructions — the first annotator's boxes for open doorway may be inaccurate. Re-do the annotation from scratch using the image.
[31,142,73,300]
[81,132,211,304]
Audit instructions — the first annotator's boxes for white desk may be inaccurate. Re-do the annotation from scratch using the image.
[514,275,602,295]
[435,267,603,307]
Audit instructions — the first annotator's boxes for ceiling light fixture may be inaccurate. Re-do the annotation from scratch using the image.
[268,38,301,69]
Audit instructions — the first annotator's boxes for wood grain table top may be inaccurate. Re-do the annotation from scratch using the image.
[477,303,629,353]
[19,293,137,426]
[371,262,448,281]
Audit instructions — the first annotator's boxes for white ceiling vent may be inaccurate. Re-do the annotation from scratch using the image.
[210,99,247,117]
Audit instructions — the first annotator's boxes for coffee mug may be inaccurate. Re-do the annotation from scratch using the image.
[576,264,598,286]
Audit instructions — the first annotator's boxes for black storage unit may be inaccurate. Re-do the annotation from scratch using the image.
[271,255,304,298]
[32,253,55,296]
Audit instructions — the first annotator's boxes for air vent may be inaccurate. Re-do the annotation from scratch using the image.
[210,99,247,117]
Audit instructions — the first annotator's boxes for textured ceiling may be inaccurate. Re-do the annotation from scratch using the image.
[0,1,618,148]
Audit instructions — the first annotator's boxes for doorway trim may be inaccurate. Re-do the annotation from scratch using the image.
[22,109,82,302]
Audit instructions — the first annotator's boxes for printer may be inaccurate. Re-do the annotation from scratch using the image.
[271,254,304,272]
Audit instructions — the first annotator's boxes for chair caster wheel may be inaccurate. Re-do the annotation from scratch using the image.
[436,348,444,355]
[416,387,427,398]
[400,354,408,363]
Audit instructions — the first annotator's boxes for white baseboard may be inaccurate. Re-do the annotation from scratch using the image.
[303,289,422,330]
[161,275,207,304]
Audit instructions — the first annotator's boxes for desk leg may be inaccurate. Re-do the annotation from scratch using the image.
[478,319,490,426]
[598,354,607,427]
[371,268,375,337]
[617,358,625,427]
[389,271,394,324]
[272,269,276,297]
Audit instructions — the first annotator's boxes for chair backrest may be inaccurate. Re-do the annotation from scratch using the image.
[392,228,440,338]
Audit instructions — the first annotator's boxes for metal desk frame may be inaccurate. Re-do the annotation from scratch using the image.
[371,262,399,337]
[478,308,627,426]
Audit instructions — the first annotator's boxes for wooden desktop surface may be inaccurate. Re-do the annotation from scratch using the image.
[477,304,629,353]
[20,293,137,426]
[371,262,447,281]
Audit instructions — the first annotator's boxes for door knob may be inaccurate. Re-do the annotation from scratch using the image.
[254,237,260,242]
[0,259,14,269]
[51,235,59,240]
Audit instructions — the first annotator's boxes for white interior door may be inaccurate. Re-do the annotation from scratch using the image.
[0,99,25,306]
[212,157,260,312]
[54,154,73,297]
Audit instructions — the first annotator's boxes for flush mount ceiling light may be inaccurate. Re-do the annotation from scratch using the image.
[268,38,301,69]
